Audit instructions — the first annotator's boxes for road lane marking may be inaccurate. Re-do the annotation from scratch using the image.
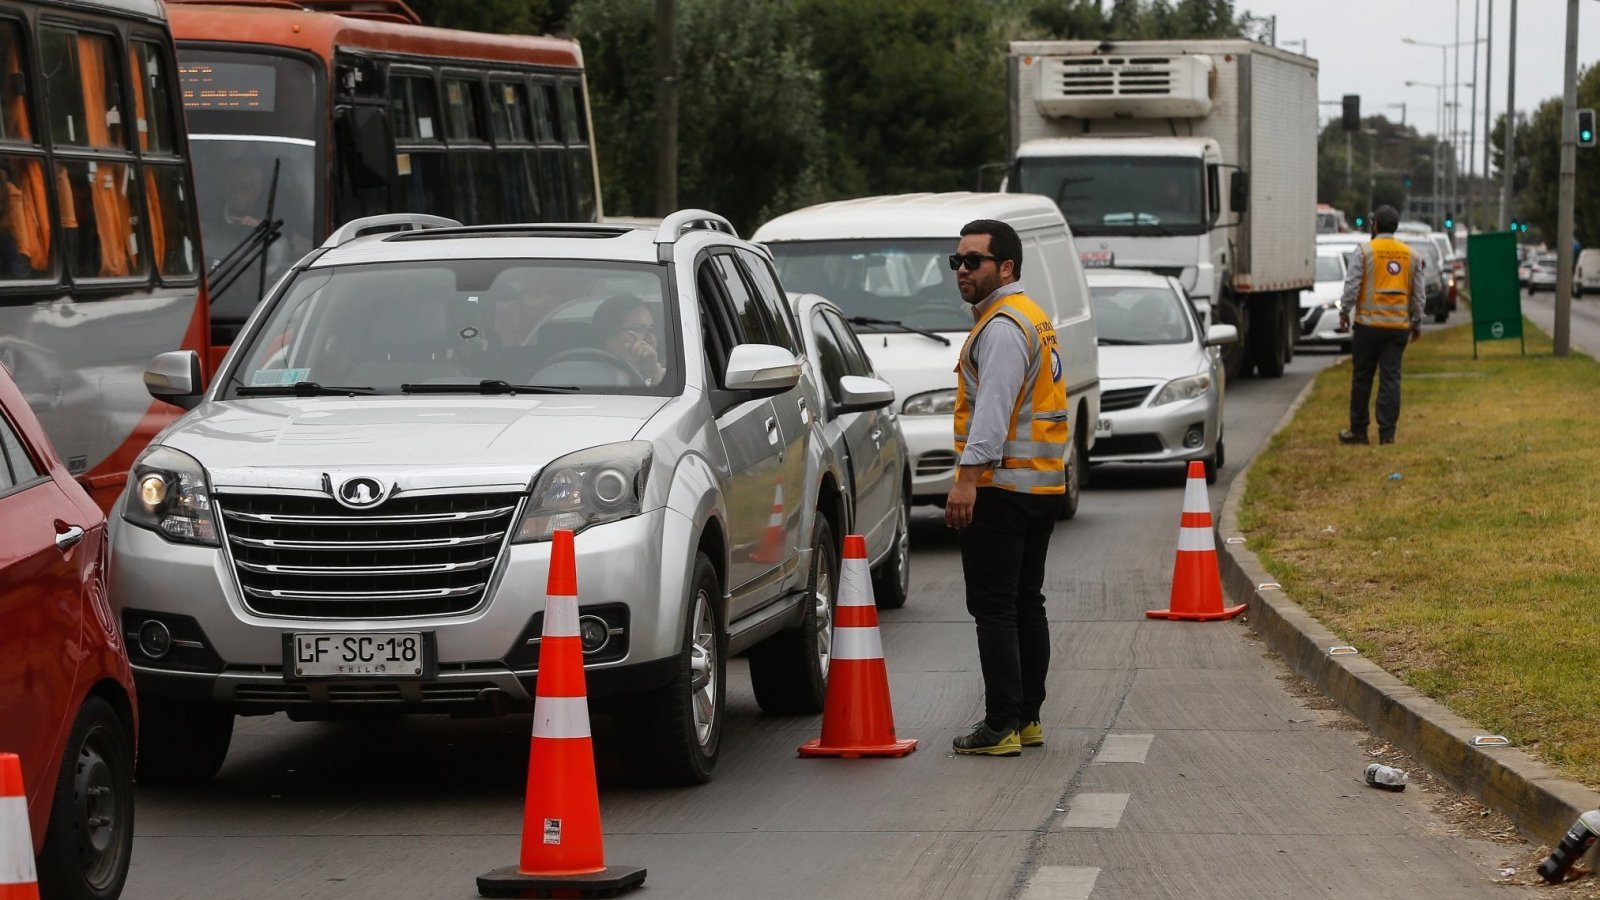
[1021,866,1099,900]
[1092,733,1154,764]
[1061,793,1128,829]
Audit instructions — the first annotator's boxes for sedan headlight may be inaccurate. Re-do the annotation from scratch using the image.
[122,446,219,545]
[903,388,958,416]
[1151,373,1212,407]
[514,441,652,543]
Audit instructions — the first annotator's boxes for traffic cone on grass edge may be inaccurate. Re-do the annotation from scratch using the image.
[799,535,917,758]
[1146,461,1245,621]
[1,753,39,900]
[477,530,645,898]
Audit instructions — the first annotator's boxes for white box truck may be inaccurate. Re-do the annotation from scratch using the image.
[1007,39,1317,378]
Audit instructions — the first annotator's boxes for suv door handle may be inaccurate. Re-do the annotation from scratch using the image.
[797,396,810,425]
[55,524,85,553]
[765,416,779,445]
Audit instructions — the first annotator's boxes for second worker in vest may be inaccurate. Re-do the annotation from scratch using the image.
[1337,205,1424,445]
[945,219,1070,757]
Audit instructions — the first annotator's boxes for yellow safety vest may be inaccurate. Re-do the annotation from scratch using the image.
[953,292,1070,494]
[1355,237,1414,330]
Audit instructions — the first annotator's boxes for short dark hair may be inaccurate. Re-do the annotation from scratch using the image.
[592,293,648,344]
[960,219,1023,278]
[1372,205,1400,235]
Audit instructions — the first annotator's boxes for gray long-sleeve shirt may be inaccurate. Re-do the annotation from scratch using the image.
[1337,234,1425,327]
[958,281,1030,467]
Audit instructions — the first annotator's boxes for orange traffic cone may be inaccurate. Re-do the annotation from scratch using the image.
[799,535,917,758]
[1146,460,1246,621]
[750,477,786,564]
[1,753,39,900]
[478,530,645,899]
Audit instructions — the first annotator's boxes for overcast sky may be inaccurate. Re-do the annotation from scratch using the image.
[1241,0,1597,171]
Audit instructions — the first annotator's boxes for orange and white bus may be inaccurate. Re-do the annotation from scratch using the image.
[166,0,602,350]
[0,0,208,512]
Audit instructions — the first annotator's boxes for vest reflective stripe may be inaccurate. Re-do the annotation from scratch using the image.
[952,292,1070,495]
[1355,238,1413,330]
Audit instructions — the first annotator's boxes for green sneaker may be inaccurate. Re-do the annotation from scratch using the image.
[1019,721,1044,748]
[952,722,1021,757]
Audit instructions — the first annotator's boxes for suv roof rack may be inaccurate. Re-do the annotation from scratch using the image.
[653,210,738,262]
[322,214,461,249]
[387,223,635,241]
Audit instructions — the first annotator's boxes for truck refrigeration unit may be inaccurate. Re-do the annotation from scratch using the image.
[1008,40,1317,378]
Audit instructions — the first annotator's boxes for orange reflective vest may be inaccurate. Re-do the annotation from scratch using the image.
[1355,237,1414,330]
[953,291,1070,494]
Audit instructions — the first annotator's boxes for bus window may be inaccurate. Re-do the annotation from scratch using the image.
[0,21,30,144]
[567,150,594,222]
[129,41,175,155]
[391,73,439,143]
[442,78,481,142]
[489,79,530,143]
[561,81,587,144]
[0,157,44,279]
[40,30,128,150]
[530,80,557,144]
[443,78,496,224]
[144,166,195,279]
[57,160,143,279]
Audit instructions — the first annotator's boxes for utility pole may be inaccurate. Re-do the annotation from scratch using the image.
[1500,0,1516,230]
[1452,0,1461,218]
[1483,0,1493,230]
[1469,0,1481,229]
[1554,0,1579,358]
[653,0,678,217]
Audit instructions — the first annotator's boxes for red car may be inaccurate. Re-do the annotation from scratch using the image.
[0,361,136,899]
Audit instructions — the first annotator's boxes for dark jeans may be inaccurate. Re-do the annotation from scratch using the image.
[959,487,1058,733]
[1349,324,1411,439]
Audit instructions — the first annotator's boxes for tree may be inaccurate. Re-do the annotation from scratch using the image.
[1507,64,1599,246]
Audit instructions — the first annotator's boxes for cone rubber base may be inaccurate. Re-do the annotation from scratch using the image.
[798,737,918,758]
[477,864,646,898]
[1145,603,1246,621]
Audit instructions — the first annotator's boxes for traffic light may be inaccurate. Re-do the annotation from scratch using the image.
[1509,218,1519,232]
[1354,215,1365,228]
[1580,108,1596,148]
[1403,176,1413,190]
[1522,222,1530,233]
[1444,211,1454,230]
[1342,94,1360,132]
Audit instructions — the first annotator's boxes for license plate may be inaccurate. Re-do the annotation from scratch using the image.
[1080,250,1115,268]
[1094,418,1113,438]
[288,632,429,678]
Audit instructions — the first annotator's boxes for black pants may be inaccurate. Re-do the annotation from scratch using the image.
[959,487,1058,733]
[1349,324,1411,439]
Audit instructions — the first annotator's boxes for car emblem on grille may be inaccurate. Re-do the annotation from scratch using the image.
[335,476,389,509]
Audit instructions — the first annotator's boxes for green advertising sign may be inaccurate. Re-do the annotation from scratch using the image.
[1467,230,1524,356]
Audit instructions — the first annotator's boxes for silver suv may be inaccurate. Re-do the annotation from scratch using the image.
[111,211,867,785]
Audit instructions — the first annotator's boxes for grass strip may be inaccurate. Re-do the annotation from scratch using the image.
[1240,319,1600,788]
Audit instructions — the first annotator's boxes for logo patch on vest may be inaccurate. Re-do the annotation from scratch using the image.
[1386,260,1402,276]
[1050,347,1062,383]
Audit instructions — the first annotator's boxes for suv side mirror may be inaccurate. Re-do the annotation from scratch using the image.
[834,375,895,414]
[145,350,204,410]
[724,344,802,395]
[1229,171,1250,213]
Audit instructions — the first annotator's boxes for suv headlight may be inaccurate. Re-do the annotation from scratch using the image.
[903,388,957,416]
[514,441,653,543]
[122,446,219,546]
[1151,374,1211,407]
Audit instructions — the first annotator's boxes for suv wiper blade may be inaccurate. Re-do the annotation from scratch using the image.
[847,316,952,346]
[1097,338,1155,346]
[400,380,581,395]
[235,381,377,397]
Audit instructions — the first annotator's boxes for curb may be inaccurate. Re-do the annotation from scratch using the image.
[1215,368,1600,848]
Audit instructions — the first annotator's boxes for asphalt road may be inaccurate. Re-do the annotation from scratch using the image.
[1521,287,1600,355]
[123,342,1539,900]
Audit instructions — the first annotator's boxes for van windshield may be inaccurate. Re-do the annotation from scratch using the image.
[222,259,678,397]
[767,239,970,333]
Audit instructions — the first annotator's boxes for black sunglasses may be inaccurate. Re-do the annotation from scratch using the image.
[948,252,998,272]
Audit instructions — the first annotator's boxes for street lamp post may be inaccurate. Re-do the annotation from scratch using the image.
[1405,79,1445,222]
[1403,35,1487,226]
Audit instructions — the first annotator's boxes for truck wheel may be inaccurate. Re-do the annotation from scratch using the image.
[872,493,911,610]
[1251,297,1286,378]
[135,700,233,784]
[1283,299,1296,363]
[629,552,725,784]
[1433,304,1449,324]
[37,697,134,900]
[749,515,839,715]
[1215,294,1246,381]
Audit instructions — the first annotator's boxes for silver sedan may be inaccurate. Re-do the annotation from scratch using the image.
[1086,269,1236,484]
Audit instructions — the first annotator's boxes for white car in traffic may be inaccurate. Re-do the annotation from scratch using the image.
[1298,246,1350,350]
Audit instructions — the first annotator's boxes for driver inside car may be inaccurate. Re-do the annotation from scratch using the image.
[593,293,668,387]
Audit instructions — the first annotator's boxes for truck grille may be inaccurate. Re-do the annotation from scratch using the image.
[218,491,521,620]
[1100,387,1153,412]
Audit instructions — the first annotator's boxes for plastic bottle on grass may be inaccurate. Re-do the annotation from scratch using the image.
[1364,763,1408,791]
[1538,809,1600,884]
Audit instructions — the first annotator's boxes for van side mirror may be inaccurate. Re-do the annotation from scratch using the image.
[834,375,895,414]
[1229,171,1250,213]
[145,350,204,410]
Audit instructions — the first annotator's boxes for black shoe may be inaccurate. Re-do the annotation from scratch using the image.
[952,721,1021,757]
[1338,429,1369,445]
[1378,435,1395,445]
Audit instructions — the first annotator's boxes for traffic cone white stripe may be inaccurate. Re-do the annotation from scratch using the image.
[531,695,592,740]
[1182,474,1209,514]
[836,556,873,607]
[0,796,35,887]
[831,626,884,661]
[543,595,579,638]
[1177,527,1215,552]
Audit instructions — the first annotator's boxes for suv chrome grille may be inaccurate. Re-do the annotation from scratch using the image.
[219,492,521,619]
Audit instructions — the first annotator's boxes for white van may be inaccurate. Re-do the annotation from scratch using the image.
[755,193,1099,518]
[1576,248,1600,297]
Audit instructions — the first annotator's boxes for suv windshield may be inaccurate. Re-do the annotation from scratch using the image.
[223,258,678,397]
[767,239,969,332]
[1088,283,1193,345]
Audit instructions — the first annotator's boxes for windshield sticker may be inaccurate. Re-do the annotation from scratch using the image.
[250,367,311,386]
